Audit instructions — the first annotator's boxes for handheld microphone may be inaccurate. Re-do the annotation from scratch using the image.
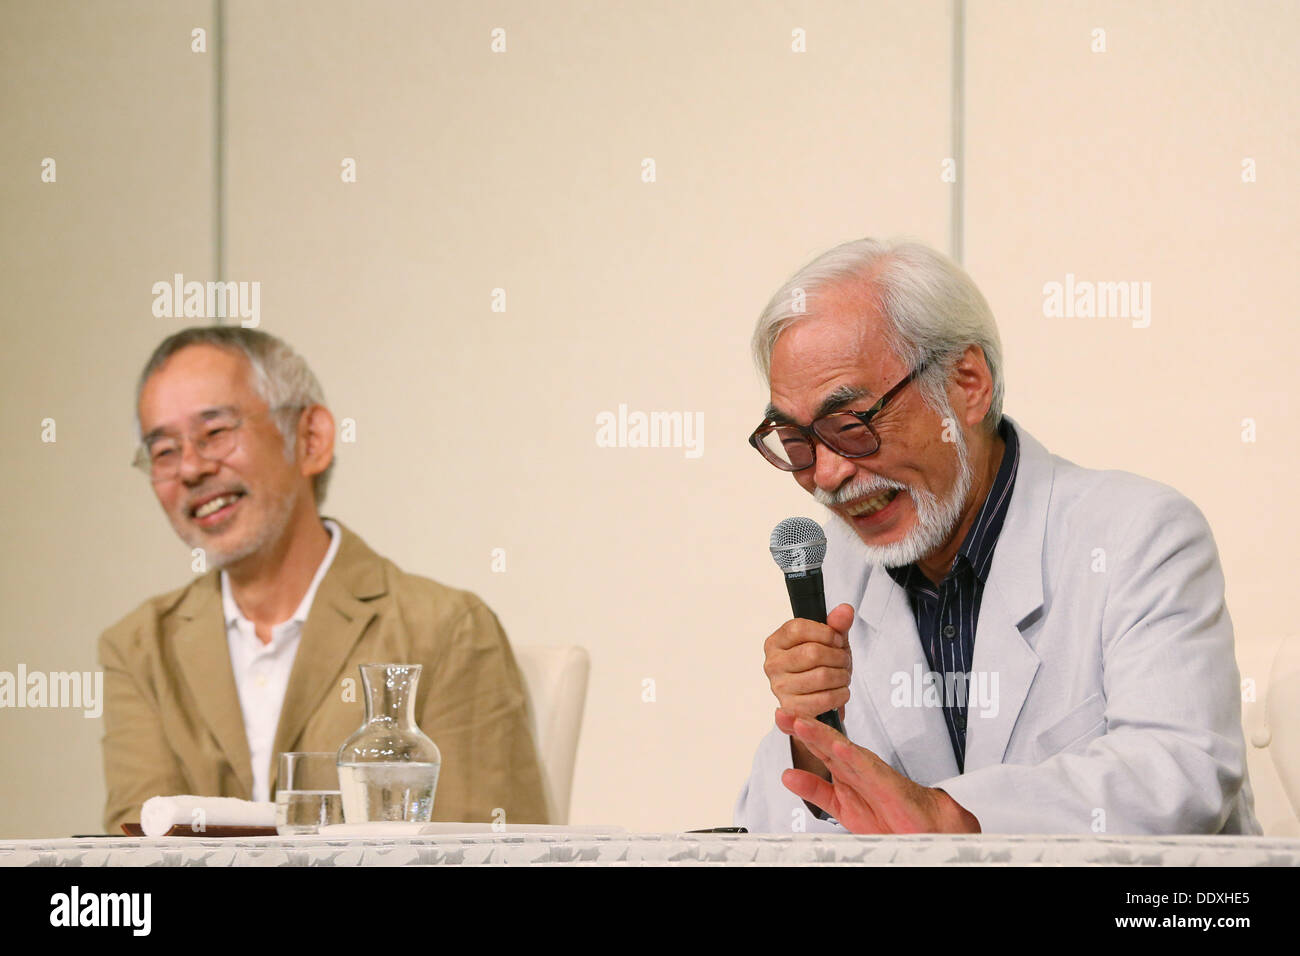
[769,517,846,736]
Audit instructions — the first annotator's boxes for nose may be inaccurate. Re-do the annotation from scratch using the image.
[177,436,219,484]
[810,439,857,495]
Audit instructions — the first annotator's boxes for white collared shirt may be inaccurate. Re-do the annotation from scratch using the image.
[221,518,341,802]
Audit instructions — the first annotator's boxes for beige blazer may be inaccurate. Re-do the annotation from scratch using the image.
[98,519,548,833]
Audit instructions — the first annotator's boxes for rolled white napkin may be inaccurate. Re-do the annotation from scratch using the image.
[140,795,276,836]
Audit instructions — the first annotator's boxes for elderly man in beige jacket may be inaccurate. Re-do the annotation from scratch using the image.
[99,326,547,834]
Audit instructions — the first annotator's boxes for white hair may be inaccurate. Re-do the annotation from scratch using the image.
[751,237,1005,433]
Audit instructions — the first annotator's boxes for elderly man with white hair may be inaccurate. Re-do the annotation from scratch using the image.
[734,238,1260,835]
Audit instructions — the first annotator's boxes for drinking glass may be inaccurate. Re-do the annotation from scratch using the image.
[275,751,344,835]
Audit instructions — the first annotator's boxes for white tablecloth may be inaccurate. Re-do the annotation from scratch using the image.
[2,833,1298,866]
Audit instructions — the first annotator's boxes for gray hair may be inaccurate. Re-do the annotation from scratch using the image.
[135,326,335,505]
[751,238,1004,433]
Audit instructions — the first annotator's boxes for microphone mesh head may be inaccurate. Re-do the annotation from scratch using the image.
[769,516,827,573]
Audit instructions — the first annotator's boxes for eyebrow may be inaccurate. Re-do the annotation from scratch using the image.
[764,384,875,426]
[141,405,240,445]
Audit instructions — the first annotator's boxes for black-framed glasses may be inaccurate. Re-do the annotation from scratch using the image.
[748,361,929,471]
[132,404,302,482]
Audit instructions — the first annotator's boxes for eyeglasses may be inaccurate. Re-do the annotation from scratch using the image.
[748,362,928,471]
[132,404,301,481]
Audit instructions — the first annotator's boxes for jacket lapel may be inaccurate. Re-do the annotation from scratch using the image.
[267,520,386,792]
[172,576,254,797]
[961,587,1041,769]
[963,416,1053,770]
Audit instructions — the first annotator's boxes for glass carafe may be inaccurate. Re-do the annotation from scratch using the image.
[337,663,442,823]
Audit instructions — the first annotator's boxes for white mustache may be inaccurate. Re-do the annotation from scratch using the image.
[813,475,909,508]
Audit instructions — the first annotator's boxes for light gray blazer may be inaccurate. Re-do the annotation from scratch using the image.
[734,415,1260,835]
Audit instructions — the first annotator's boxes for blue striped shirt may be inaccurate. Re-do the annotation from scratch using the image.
[884,416,1020,773]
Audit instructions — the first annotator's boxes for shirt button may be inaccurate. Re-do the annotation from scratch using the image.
[955,714,967,730]
[254,674,268,688]
[943,624,956,639]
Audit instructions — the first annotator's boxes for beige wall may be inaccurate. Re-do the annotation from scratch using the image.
[1,0,1295,837]
[0,0,216,837]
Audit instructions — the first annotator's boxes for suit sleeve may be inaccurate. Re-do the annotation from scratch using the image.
[935,491,1255,835]
[99,623,189,834]
[418,599,551,824]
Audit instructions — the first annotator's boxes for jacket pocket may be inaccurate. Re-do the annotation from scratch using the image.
[1033,692,1106,761]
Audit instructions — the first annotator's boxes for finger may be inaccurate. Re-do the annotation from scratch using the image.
[803,734,836,768]
[781,769,838,818]
[824,733,892,789]
[788,711,847,748]
[827,775,886,833]
[784,712,909,833]
[796,722,903,813]
[776,710,843,784]
[789,715,889,786]
[785,712,850,768]
[778,643,852,675]
[826,603,855,641]
[775,706,793,734]
[820,738,937,835]
[771,686,850,721]
[769,618,848,651]
[782,769,886,834]
[772,664,851,693]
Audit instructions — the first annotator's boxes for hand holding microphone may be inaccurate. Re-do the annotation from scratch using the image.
[766,518,852,739]
[761,604,855,726]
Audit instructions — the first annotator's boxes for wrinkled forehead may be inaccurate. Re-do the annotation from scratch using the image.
[137,345,261,434]
[767,307,903,420]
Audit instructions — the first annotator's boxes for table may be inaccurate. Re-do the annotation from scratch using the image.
[3,833,1298,866]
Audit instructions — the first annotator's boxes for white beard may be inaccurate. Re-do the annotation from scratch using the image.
[815,423,974,569]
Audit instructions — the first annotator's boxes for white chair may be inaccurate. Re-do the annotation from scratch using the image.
[1239,635,1300,836]
[513,645,590,825]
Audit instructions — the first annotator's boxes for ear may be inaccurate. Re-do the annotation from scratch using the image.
[297,405,335,483]
[947,345,993,429]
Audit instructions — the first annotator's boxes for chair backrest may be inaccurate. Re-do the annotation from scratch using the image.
[513,645,590,825]
[1239,635,1300,835]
